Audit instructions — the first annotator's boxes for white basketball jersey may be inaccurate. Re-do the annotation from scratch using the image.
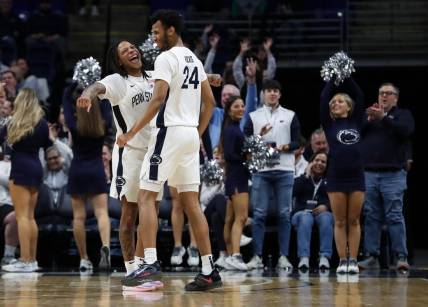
[98,72,155,149]
[151,46,207,128]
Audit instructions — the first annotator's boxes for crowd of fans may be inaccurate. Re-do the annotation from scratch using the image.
[0,0,415,275]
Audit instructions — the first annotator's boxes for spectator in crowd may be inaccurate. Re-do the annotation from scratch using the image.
[291,150,333,270]
[220,95,250,271]
[1,69,17,101]
[42,123,73,205]
[233,37,276,90]
[303,127,329,161]
[170,186,199,267]
[204,25,234,74]
[244,79,301,270]
[11,57,50,102]
[320,75,365,274]
[208,58,257,151]
[294,135,308,178]
[54,106,71,146]
[203,30,220,74]
[0,82,8,129]
[358,83,415,271]
[78,0,100,17]
[63,82,110,271]
[1,99,12,118]
[0,88,51,272]
[208,84,240,150]
[0,145,18,266]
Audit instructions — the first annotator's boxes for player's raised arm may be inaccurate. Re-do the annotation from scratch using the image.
[198,79,216,137]
[76,82,106,112]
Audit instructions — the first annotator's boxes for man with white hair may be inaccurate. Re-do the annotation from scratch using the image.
[208,84,240,150]
[208,58,259,151]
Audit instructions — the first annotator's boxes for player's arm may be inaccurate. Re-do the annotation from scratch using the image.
[198,79,216,137]
[116,79,169,147]
[76,82,106,112]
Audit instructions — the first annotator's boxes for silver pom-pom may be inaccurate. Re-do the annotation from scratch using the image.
[321,51,355,85]
[266,146,281,168]
[72,57,102,88]
[242,135,280,173]
[200,159,224,186]
[139,35,161,70]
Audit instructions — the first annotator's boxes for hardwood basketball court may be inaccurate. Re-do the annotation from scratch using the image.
[1,269,428,306]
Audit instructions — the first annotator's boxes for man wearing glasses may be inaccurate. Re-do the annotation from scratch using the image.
[359,83,415,270]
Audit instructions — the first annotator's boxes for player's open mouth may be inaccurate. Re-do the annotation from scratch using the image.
[129,56,139,63]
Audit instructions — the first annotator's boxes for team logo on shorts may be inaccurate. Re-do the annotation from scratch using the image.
[116,176,126,187]
[337,129,360,145]
[150,154,163,165]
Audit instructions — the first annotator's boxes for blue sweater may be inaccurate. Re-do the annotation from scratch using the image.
[320,78,365,181]
[361,106,414,170]
[208,83,257,150]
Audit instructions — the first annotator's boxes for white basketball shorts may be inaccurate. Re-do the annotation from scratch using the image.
[140,126,200,193]
[111,145,162,203]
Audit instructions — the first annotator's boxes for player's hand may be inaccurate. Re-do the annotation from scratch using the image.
[76,95,92,112]
[116,132,132,148]
[207,74,222,87]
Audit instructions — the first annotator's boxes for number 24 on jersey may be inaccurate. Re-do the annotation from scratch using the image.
[181,66,199,89]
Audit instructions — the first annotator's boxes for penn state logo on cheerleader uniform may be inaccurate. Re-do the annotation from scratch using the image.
[337,129,360,145]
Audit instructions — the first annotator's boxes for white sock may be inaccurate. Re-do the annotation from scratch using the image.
[144,248,157,264]
[201,254,214,275]
[232,253,240,258]
[4,245,16,257]
[219,251,226,257]
[134,256,144,266]
[124,260,135,276]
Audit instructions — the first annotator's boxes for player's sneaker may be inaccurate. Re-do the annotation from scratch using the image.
[185,268,222,291]
[122,261,162,287]
[122,280,164,292]
[1,255,17,266]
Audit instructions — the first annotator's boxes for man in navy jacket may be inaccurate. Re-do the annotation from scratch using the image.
[359,83,414,270]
